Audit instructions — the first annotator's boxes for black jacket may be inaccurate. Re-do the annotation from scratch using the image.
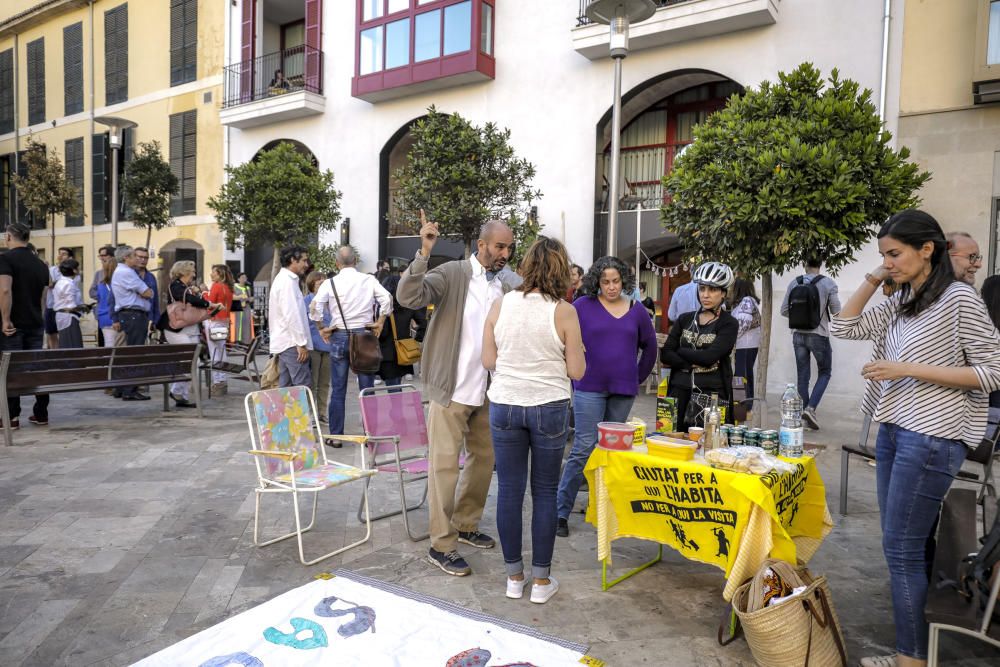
[661,309,738,395]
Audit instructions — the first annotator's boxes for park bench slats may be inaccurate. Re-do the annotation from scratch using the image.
[1,344,203,446]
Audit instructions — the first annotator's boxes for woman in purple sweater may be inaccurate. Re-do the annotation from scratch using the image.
[555,256,657,537]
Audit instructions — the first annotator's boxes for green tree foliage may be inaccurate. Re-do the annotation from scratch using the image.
[506,211,541,269]
[661,63,930,403]
[12,137,83,258]
[122,140,178,250]
[393,106,541,256]
[308,244,361,276]
[208,142,341,281]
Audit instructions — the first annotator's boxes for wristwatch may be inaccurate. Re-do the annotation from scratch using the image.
[864,273,883,287]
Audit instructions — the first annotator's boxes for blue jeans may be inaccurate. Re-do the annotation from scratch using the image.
[0,327,48,420]
[792,332,832,409]
[328,331,375,434]
[556,390,635,520]
[490,400,570,579]
[875,423,965,659]
[735,347,757,398]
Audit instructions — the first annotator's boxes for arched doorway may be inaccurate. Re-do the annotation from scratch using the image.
[594,70,743,330]
[378,118,465,266]
[243,139,319,283]
[158,238,205,311]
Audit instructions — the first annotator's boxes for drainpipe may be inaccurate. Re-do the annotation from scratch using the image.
[879,0,891,123]
[12,33,19,223]
[89,0,96,251]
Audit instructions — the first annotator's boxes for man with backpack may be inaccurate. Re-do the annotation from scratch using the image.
[780,258,841,430]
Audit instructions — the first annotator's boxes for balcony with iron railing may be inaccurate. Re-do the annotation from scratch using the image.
[219,45,326,129]
[572,0,780,60]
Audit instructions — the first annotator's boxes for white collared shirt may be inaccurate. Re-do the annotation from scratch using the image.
[451,256,503,406]
[268,267,313,355]
[53,276,82,331]
[310,267,392,330]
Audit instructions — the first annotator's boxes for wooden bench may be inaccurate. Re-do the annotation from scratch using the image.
[200,336,263,398]
[926,488,1000,664]
[0,343,203,446]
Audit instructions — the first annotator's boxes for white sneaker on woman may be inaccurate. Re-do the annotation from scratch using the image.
[858,655,896,667]
[506,576,528,599]
[529,577,559,604]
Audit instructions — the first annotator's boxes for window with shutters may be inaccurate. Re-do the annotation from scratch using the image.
[0,50,13,135]
[169,110,196,216]
[0,155,10,225]
[105,4,128,105]
[170,0,197,86]
[92,134,107,224]
[64,23,84,115]
[64,138,85,227]
[26,38,45,126]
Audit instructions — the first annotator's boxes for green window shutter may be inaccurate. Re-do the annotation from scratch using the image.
[26,38,45,126]
[169,110,196,216]
[65,138,84,227]
[0,50,13,134]
[92,134,108,224]
[104,4,128,105]
[63,23,84,115]
[170,0,197,86]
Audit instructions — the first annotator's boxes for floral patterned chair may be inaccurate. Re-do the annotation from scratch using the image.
[244,386,375,565]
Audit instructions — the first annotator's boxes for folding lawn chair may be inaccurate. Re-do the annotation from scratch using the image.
[244,386,375,565]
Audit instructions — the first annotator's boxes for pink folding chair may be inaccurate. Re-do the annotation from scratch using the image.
[355,384,458,542]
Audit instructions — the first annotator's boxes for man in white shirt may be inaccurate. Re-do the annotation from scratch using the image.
[397,212,519,577]
[310,246,392,434]
[268,245,313,389]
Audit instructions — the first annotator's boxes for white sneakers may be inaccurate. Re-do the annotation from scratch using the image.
[506,576,528,599]
[858,655,896,667]
[505,576,559,603]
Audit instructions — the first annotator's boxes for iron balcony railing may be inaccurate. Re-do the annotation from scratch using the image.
[222,45,324,109]
[576,0,691,26]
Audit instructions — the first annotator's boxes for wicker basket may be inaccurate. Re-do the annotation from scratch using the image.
[732,560,847,667]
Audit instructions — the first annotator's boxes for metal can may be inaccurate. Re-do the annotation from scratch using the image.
[761,430,780,455]
[729,425,745,446]
[746,428,762,448]
[719,424,731,447]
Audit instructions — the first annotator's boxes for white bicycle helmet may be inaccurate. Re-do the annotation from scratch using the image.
[692,261,735,291]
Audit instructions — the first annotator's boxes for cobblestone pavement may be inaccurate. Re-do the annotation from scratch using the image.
[0,377,996,666]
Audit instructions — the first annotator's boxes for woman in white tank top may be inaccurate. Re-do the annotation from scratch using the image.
[482,237,586,604]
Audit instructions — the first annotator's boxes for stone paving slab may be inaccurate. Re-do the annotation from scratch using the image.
[0,379,996,665]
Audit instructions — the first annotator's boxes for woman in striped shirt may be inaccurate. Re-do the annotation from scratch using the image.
[831,209,1000,667]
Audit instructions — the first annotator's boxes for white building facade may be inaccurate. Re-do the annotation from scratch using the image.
[220,0,906,403]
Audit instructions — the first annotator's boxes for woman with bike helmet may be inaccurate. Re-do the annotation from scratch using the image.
[661,261,739,431]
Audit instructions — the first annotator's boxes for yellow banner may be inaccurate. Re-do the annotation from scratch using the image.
[584,450,831,577]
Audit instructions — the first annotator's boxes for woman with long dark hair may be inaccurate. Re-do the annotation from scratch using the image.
[483,237,585,604]
[727,278,761,398]
[832,209,1000,667]
[205,264,235,394]
[661,262,739,431]
[554,255,657,537]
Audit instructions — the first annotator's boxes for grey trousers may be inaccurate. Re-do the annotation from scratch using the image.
[278,346,312,388]
[57,320,83,349]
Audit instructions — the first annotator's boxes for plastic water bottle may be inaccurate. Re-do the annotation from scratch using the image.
[779,383,804,458]
[705,393,722,451]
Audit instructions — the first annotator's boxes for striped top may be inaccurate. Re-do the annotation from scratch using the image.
[830,282,1000,447]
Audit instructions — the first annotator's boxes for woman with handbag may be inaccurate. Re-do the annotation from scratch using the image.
[158,260,221,408]
[377,272,421,387]
[304,271,332,422]
[660,262,739,432]
[832,210,1000,667]
[728,278,761,399]
[205,265,235,394]
[95,263,119,349]
[555,255,657,538]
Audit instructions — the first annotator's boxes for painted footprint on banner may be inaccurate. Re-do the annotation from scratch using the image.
[263,617,328,650]
[446,647,538,667]
[199,652,263,667]
[314,596,376,637]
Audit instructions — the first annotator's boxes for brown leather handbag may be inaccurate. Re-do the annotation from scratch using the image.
[331,278,382,375]
[389,313,422,365]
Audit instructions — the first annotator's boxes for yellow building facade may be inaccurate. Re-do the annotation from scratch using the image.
[0,0,226,285]
[897,0,1000,276]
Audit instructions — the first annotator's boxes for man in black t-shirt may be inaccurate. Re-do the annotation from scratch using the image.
[0,223,52,428]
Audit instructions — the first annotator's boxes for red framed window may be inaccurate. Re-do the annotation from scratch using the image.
[353,0,495,102]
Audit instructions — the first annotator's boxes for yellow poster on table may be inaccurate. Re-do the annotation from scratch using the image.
[583,449,830,577]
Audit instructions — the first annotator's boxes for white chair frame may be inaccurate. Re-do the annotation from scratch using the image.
[244,386,373,566]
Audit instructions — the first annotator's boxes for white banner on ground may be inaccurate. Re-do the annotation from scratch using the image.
[133,570,591,667]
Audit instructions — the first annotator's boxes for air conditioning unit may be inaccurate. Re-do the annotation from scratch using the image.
[973,79,1000,105]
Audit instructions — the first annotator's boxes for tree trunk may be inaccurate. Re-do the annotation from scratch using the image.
[269,246,281,283]
[145,225,152,252]
[464,235,473,259]
[754,273,774,428]
[50,212,56,261]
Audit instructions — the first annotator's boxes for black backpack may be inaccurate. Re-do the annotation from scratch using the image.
[787,275,826,330]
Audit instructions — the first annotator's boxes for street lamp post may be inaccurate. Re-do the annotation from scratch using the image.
[94,116,138,247]
[585,0,656,257]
